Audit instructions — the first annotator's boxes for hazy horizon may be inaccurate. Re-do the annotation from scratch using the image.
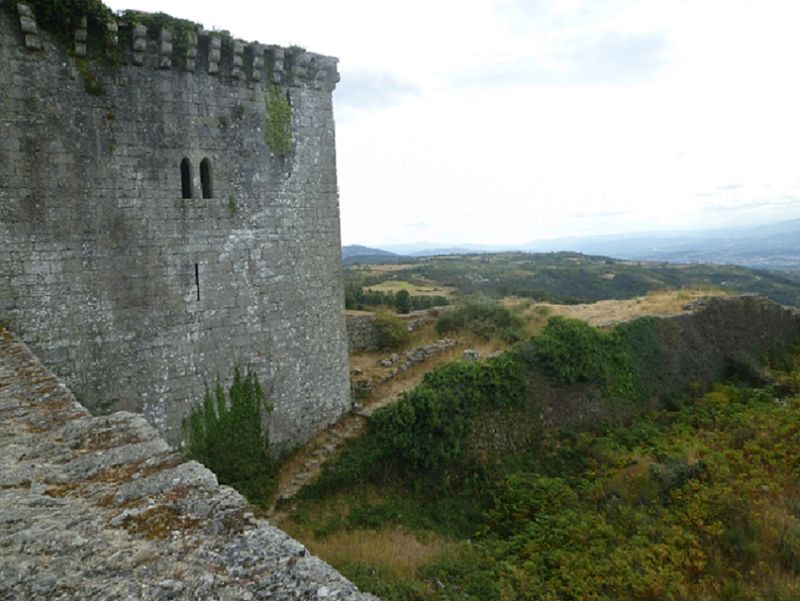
[349,215,800,251]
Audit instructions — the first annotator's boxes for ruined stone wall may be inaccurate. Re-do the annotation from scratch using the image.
[345,314,381,353]
[0,4,351,451]
[0,326,377,600]
[345,308,446,353]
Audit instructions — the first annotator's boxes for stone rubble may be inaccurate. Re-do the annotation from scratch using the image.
[350,339,456,400]
[0,328,378,601]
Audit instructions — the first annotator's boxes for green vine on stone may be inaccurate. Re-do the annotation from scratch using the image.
[264,83,292,158]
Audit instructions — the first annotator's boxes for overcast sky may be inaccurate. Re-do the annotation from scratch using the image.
[104,0,800,246]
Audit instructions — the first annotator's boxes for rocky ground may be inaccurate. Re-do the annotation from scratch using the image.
[0,328,377,601]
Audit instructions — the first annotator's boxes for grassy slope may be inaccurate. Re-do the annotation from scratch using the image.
[283,354,800,601]
[279,298,800,600]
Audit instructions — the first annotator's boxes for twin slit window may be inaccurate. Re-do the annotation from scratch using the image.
[180,158,213,199]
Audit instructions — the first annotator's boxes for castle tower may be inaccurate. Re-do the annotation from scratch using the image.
[0,2,351,451]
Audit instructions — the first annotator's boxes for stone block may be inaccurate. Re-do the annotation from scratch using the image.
[15,2,33,18]
[23,33,39,49]
[19,14,36,34]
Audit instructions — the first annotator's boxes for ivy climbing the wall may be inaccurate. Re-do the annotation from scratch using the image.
[264,83,292,158]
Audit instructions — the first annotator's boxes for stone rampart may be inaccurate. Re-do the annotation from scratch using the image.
[0,326,377,600]
[0,3,350,452]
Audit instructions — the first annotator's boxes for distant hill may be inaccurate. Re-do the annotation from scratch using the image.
[341,245,408,266]
[370,218,800,270]
[410,247,487,257]
[341,245,398,259]
[521,218,800,269]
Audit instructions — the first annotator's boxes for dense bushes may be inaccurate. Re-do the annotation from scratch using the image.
[304,351,531,498]
[532,316,609,384]
[293,305,800,600]
[182,368,275,505]
[370,352,529,471]
[428,382,800,601]
[314,314,668,493]
[435,298,525,343]
[298,371,800,601]
[532,315,662,401]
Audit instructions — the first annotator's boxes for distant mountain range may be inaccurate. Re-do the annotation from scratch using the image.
[343,218,800,270]
[341,245,397,260]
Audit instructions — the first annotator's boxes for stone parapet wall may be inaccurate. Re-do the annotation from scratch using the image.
[9,2,339,87]
[0,327,377,600]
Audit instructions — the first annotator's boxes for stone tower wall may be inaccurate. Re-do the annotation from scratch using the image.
[0,3,351,451]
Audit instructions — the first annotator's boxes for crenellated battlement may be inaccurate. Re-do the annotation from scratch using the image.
[10,1,340,89]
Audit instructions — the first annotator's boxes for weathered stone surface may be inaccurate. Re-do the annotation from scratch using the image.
[0,8,349,453]
[0,328,378,600]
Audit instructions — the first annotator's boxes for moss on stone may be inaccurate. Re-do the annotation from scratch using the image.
[264,83,292,158]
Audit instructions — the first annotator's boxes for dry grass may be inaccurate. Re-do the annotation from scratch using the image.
[349,263,418,274]
[365,279,454,297]
[284,525,452,579]
[508,288,728,335]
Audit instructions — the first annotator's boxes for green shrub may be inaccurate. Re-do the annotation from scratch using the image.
[483,473,578,537]
[182,367,275,506]
[369,351,529,472]
[435,298,524,343]
[305,349,530,498]
[530,315,663,401]
[533,316,608,384]
[373,309,409,350]
[394,289,411,314]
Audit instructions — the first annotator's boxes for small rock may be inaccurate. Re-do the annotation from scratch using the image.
[463,349,480,361]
